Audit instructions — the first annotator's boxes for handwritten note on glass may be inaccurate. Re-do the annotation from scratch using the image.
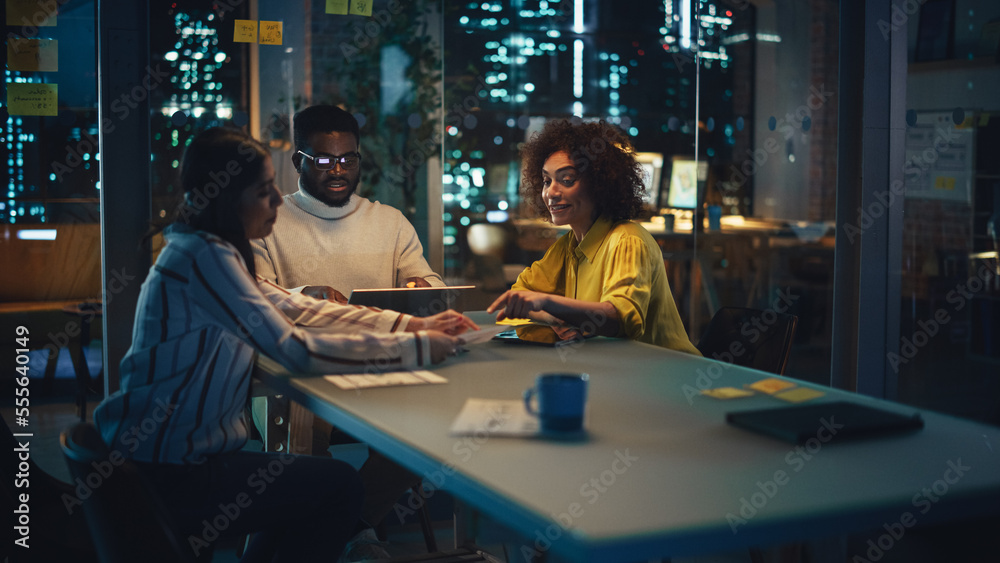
[326,0,349,15]
[7,38,58,72]
[233,19,257,43]
[259,21,282,45]
[7,83,58,116]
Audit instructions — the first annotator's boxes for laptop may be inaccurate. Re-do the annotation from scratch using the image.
[347,285,476,316]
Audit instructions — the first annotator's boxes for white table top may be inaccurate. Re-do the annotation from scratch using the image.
[254,313,1000,562]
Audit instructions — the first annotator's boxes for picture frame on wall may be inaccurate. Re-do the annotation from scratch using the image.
[915,0,956,62]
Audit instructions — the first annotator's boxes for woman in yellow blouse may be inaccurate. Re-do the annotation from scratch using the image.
[488,119,700,355]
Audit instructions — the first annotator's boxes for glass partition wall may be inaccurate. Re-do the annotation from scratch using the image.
[898,0,1000,424]
[441,1,839,385]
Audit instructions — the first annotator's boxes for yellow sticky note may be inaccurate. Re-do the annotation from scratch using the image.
[7,38,58,72]
[7,82,58,116]
[350,0,373,16]
[978,113,990,127]
[934,176,956,191]
[7,0,57,27]
[234,20,258,43]
[259,21,282,45]
[747,378,796,395]
[496,318,534,326]
[774,387,826,403]
[326,0,349,14]
[702,387,755,400]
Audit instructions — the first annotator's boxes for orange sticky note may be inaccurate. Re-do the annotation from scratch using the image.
[7,38,58,71]
[326,0,349,14]
[702,387,755,400]
[234,20,258,43]
[747,378,796,395]
[259,21,282,45]
[350,0,373,16]
[7,82,58,116]
[7,0,57,26]
[774,388,826,403]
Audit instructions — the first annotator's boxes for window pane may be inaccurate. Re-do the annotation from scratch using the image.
[899,0,1000,424]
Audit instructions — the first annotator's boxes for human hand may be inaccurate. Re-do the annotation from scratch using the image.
[406,310,480,335]
[403,276,432,288]
[301,285,348,304]
[486,290,551,321]
[427,331,465,364]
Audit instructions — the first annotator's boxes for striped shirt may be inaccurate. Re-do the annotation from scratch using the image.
[94,224,430,464]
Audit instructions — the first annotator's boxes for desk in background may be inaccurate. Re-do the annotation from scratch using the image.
[254,312,1000,562]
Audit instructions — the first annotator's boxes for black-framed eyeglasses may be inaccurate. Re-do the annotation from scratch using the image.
[297,150,362,170]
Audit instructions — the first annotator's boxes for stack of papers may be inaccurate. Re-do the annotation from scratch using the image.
[449,398,540,437]
[324,370,447,390]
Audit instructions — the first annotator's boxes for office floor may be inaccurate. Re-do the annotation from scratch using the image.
[3,346,996,563]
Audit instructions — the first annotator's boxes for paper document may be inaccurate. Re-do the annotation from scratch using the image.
[460,324,512,345]
[449,398,539,437]
[324,370,447,390]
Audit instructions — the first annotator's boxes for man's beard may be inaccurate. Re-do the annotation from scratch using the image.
[304,174,359,208]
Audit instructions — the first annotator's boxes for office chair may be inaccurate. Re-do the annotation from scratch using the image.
[59,422,197,563]
[696,306,798,375]
[1,414,97,562]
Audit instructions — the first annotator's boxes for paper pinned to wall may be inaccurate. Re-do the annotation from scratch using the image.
[326,0,349,15]
[7,0,57,27]
[904,111,974,203]
[234,19,257,43]
[259,21,282,45]
[7,38,58,72]
[7,83,58,116]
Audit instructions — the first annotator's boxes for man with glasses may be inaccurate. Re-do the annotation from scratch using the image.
[251,105,443,560]
[252,104,443,303]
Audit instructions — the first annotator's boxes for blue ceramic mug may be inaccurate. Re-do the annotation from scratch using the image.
[523,373,589,433]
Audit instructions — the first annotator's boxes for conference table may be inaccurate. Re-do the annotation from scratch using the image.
[253,312,1000,562]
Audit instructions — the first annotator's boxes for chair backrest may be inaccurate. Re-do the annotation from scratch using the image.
[696,307,798,375]
[59,422,196,563]
[2,414,97,561]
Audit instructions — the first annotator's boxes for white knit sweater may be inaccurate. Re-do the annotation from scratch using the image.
[252,183,444,294]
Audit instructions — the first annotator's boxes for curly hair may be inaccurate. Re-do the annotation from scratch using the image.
[519,119,647,223]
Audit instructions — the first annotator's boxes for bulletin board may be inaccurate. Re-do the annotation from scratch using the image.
[903,111,975,203]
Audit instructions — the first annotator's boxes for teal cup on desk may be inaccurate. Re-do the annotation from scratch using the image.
[524,373,589,433]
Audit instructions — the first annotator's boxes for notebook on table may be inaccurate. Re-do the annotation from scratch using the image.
[726,401,924,444]
[347,285,476,316]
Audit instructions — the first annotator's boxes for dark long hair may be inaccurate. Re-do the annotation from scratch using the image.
[174,127,270,276]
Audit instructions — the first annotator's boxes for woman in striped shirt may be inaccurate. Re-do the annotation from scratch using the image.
[94,127,475,562]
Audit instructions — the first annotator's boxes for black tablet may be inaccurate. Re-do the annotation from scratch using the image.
[726,401,924,444]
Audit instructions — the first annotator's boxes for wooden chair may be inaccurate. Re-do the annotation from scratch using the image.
[696,306,798,375]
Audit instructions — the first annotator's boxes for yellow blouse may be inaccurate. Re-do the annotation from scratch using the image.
[512,216,700,354]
